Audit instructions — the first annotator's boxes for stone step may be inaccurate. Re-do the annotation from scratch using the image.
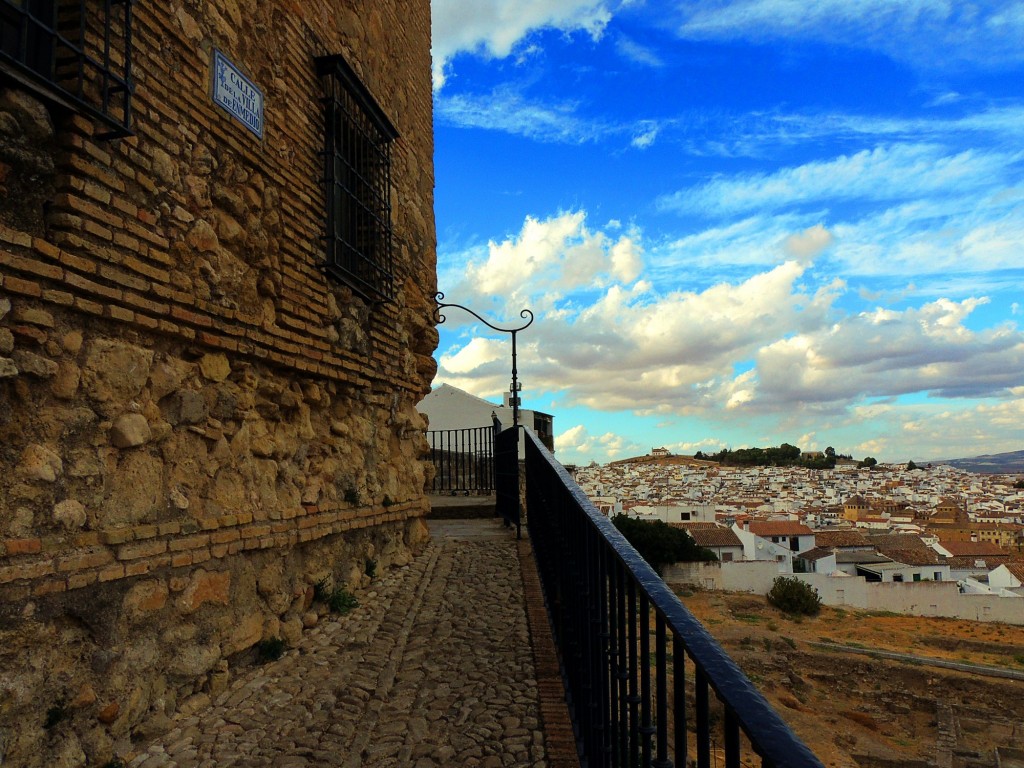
[427,494,497,519]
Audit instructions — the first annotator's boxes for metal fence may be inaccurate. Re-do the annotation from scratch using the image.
[427,426,496,495]
[521,428,824,768]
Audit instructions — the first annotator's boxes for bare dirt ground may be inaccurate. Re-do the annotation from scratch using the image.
[675,587,1024,768]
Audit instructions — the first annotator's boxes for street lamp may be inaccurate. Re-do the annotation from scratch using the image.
[433,292,534,427]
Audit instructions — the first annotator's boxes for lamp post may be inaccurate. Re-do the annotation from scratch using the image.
[433,292,534,427]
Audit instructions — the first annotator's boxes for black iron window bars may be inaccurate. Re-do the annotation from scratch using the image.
[0,0,133,138]
[316,54,398,304]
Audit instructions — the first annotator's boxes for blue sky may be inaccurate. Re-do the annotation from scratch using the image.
[428,0,1024,466]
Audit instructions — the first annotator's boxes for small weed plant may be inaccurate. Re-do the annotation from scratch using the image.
[328,586,358,614]
[767,576,822,617]
[313,577,331,603]
[257,637,286,662]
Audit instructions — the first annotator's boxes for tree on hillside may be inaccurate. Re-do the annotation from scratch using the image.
[858,456,878,469]
[611,514,717,575]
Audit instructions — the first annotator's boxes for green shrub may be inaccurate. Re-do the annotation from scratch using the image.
[767,577,822,616]
[327,587,358,615]
[611,514,718,575]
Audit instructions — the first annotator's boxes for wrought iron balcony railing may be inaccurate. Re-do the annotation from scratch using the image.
[427,425,497,496]
[520,428,824,768]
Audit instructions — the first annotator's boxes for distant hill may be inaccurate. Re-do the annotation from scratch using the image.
[927,449,1024,474]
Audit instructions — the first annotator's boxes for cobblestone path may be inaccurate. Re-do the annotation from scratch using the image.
[129,520,555,768]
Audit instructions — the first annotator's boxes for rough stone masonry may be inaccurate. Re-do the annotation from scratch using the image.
[0,2,437,766]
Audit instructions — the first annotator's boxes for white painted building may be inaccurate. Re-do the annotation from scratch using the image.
[418,383,554,453]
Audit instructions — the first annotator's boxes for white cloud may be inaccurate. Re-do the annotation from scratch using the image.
[615,34,665,67]
[451,211,645,308]
[555,424,640,461]
[435,88,672,148]
[784,224,834,262]
[432,0,614,89]
[659,145,1013,216]
[673,0,1024,69]
[892,397,1024,460]
[440,213,844,415]
[435,87,604,144]
[830,192,1024,279]
[630,121,660,149]
[742,297,1024,410]
[437,207,1024,455]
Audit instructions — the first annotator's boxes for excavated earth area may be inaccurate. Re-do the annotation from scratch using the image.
[677,589,1024,768]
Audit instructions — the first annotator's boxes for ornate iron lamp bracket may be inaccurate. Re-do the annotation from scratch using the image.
[434,292,534,427]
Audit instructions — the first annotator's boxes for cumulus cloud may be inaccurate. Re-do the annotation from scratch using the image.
[436,208,1024,452]
[432,0,614,89]
[784,224,834,262]
[739,297,1024,411]
[450,211,645,308]
[438,211,847,415]
[556,424,639,460]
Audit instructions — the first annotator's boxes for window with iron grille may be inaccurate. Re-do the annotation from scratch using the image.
[315,54,398,304]
[0,0,133,138]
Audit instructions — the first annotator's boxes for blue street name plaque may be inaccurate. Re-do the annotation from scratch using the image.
[212,49,264,139]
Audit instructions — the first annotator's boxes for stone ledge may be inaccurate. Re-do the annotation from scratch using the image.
[0,500,425,598]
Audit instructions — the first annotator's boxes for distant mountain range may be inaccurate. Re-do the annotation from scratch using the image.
[926,449,1024,474]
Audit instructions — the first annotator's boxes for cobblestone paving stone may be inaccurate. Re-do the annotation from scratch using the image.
[129,520,549,768]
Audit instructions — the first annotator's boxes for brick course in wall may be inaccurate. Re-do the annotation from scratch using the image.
[0,2,437,765]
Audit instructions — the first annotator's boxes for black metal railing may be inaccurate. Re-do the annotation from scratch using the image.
[0,0,134,138]
[521,428,823,768]
[427,425,496,495]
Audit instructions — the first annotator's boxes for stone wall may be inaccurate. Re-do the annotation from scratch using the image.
[0,1,436,765]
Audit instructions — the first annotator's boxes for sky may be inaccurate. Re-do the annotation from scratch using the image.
[428,0,1024,467]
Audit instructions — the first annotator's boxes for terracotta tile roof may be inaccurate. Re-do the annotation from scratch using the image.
[797,546,835,562]
[867,533,930,551]
[814,530,870,548]
[681,526,743,548]
[747,521,814,537]
[1006,562,1024,581]
[939,540,1007,557]
[882,548,944,566]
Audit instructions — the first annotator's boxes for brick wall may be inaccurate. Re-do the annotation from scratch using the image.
[0,2,436,764]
